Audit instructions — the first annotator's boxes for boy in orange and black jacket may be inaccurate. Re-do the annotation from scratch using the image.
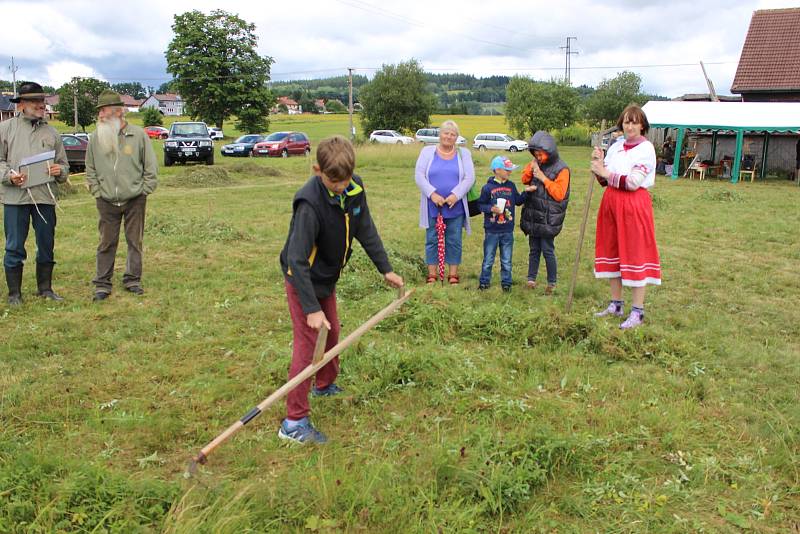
[519,131,570,294]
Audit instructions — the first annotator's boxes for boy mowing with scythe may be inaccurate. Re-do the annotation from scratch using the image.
[279,136,404,444]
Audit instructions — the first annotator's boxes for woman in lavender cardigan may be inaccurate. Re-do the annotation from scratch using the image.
[414,120,475,284]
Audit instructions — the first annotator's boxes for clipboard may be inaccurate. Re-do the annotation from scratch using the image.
[18,150,56,189]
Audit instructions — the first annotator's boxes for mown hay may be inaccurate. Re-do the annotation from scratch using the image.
[147,213,249,243]
[227,161,283,178]
[169,166,234,188]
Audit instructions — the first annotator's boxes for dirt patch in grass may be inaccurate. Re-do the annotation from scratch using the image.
[697,190,744,203]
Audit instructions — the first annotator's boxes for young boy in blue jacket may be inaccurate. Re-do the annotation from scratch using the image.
[477,156,532,291]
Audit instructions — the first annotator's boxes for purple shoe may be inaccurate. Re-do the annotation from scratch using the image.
[620,309,644,330]
[595,302,624,317]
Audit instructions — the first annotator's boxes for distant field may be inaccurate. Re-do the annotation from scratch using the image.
[1,132,798,531]
[51,113,518,144]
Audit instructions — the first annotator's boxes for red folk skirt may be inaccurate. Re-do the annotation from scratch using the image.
[594,187,661,287]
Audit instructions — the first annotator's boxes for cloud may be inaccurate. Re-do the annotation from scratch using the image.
[0,0,795,97]
[44,61,106,88]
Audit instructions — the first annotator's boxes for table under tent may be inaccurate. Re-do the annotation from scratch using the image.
[641,101,800,183]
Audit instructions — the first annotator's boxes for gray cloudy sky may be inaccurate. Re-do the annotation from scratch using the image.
[1,0,795,97]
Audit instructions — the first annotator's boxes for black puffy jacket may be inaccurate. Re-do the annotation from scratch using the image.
[520,131,570,238]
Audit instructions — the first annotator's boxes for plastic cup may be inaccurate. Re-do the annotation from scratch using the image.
[496,198,507,211]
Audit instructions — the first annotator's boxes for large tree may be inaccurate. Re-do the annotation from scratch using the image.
[55,77,110,131]
[359,59,436,135]
[583,71,646,126]
[505,77,578,139]
[165,10,275,129]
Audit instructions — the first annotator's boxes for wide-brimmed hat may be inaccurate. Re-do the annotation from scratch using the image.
[10,82,47,103]
[95,90,125,109]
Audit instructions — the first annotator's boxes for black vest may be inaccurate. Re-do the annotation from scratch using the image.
[520,159,570,238]
[280,175,367,290]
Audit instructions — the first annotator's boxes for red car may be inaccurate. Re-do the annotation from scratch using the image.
[144,126,169,139]
[252,131,311,157]
[60,134,88,172]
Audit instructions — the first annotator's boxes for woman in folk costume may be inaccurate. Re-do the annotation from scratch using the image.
[590,104,661,329]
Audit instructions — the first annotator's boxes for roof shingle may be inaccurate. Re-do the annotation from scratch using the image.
[732,8,800,93]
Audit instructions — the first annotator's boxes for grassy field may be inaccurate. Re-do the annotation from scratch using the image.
[2,114,799,532]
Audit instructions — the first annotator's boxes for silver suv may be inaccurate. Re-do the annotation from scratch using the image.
[415,127,466,145]
[473,133,528,152]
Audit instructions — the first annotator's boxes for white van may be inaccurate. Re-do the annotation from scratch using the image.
[473,133,528,152]
[415,127,466,145]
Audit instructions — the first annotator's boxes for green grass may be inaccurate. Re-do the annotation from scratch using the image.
[2,114,799,532]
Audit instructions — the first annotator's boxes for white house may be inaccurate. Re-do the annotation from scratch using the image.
[140,93,184,116]
[272,96,302,114]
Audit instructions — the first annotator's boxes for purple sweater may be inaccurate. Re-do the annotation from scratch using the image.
[414,145,475,235]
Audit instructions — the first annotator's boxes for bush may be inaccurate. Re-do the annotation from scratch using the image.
[140,106,163,127]
[554,124,591,146]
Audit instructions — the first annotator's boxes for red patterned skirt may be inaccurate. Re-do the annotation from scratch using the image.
[594,187,661,287]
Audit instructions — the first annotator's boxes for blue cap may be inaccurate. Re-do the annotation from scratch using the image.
[490,155,518,171]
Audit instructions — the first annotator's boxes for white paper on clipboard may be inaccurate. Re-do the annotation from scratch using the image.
[18,150,56,189]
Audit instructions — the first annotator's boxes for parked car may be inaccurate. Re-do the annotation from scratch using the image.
[252,131,311,157]
[473,133,528,152]
[369,130,414,145]
[144,126,169,139]
[69,132,90,142]
[221,134,266,157]
[163,122,214,166]
[415,127,467,146]
[60,134,88,172]
[207,127,224,140]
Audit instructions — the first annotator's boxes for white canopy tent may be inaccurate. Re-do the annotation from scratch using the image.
[642,101,800,182]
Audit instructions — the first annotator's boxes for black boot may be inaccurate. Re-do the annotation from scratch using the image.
[36,263,64,301]
[5,266,23,306]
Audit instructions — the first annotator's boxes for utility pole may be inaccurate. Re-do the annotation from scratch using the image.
[347,67,355,141]
[8,56,19,96]
[72,77,80,130]
[560,37,578,85]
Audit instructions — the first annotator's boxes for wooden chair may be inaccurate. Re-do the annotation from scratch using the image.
[739,163,757,182]
[688,164,707,181]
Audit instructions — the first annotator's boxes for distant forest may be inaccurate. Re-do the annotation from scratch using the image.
[271,73,626,115]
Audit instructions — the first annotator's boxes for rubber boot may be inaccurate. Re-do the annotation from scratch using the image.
[5,266,23,306]
[36,263,64,301]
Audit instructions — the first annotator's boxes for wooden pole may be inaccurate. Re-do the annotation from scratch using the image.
[565,172,596,314]
[190,288,415,467]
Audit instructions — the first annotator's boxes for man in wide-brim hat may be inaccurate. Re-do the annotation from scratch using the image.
[85,89,157,302]
[0,81,70,305]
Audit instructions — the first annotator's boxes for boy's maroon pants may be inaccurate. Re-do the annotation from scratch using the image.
[285,279,341,420]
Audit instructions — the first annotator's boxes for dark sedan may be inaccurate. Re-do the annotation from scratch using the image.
[60,134,88,172]
[221,134,265,157]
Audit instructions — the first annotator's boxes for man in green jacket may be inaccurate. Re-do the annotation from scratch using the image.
[85,90,157,301]
[0,82,70,305]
